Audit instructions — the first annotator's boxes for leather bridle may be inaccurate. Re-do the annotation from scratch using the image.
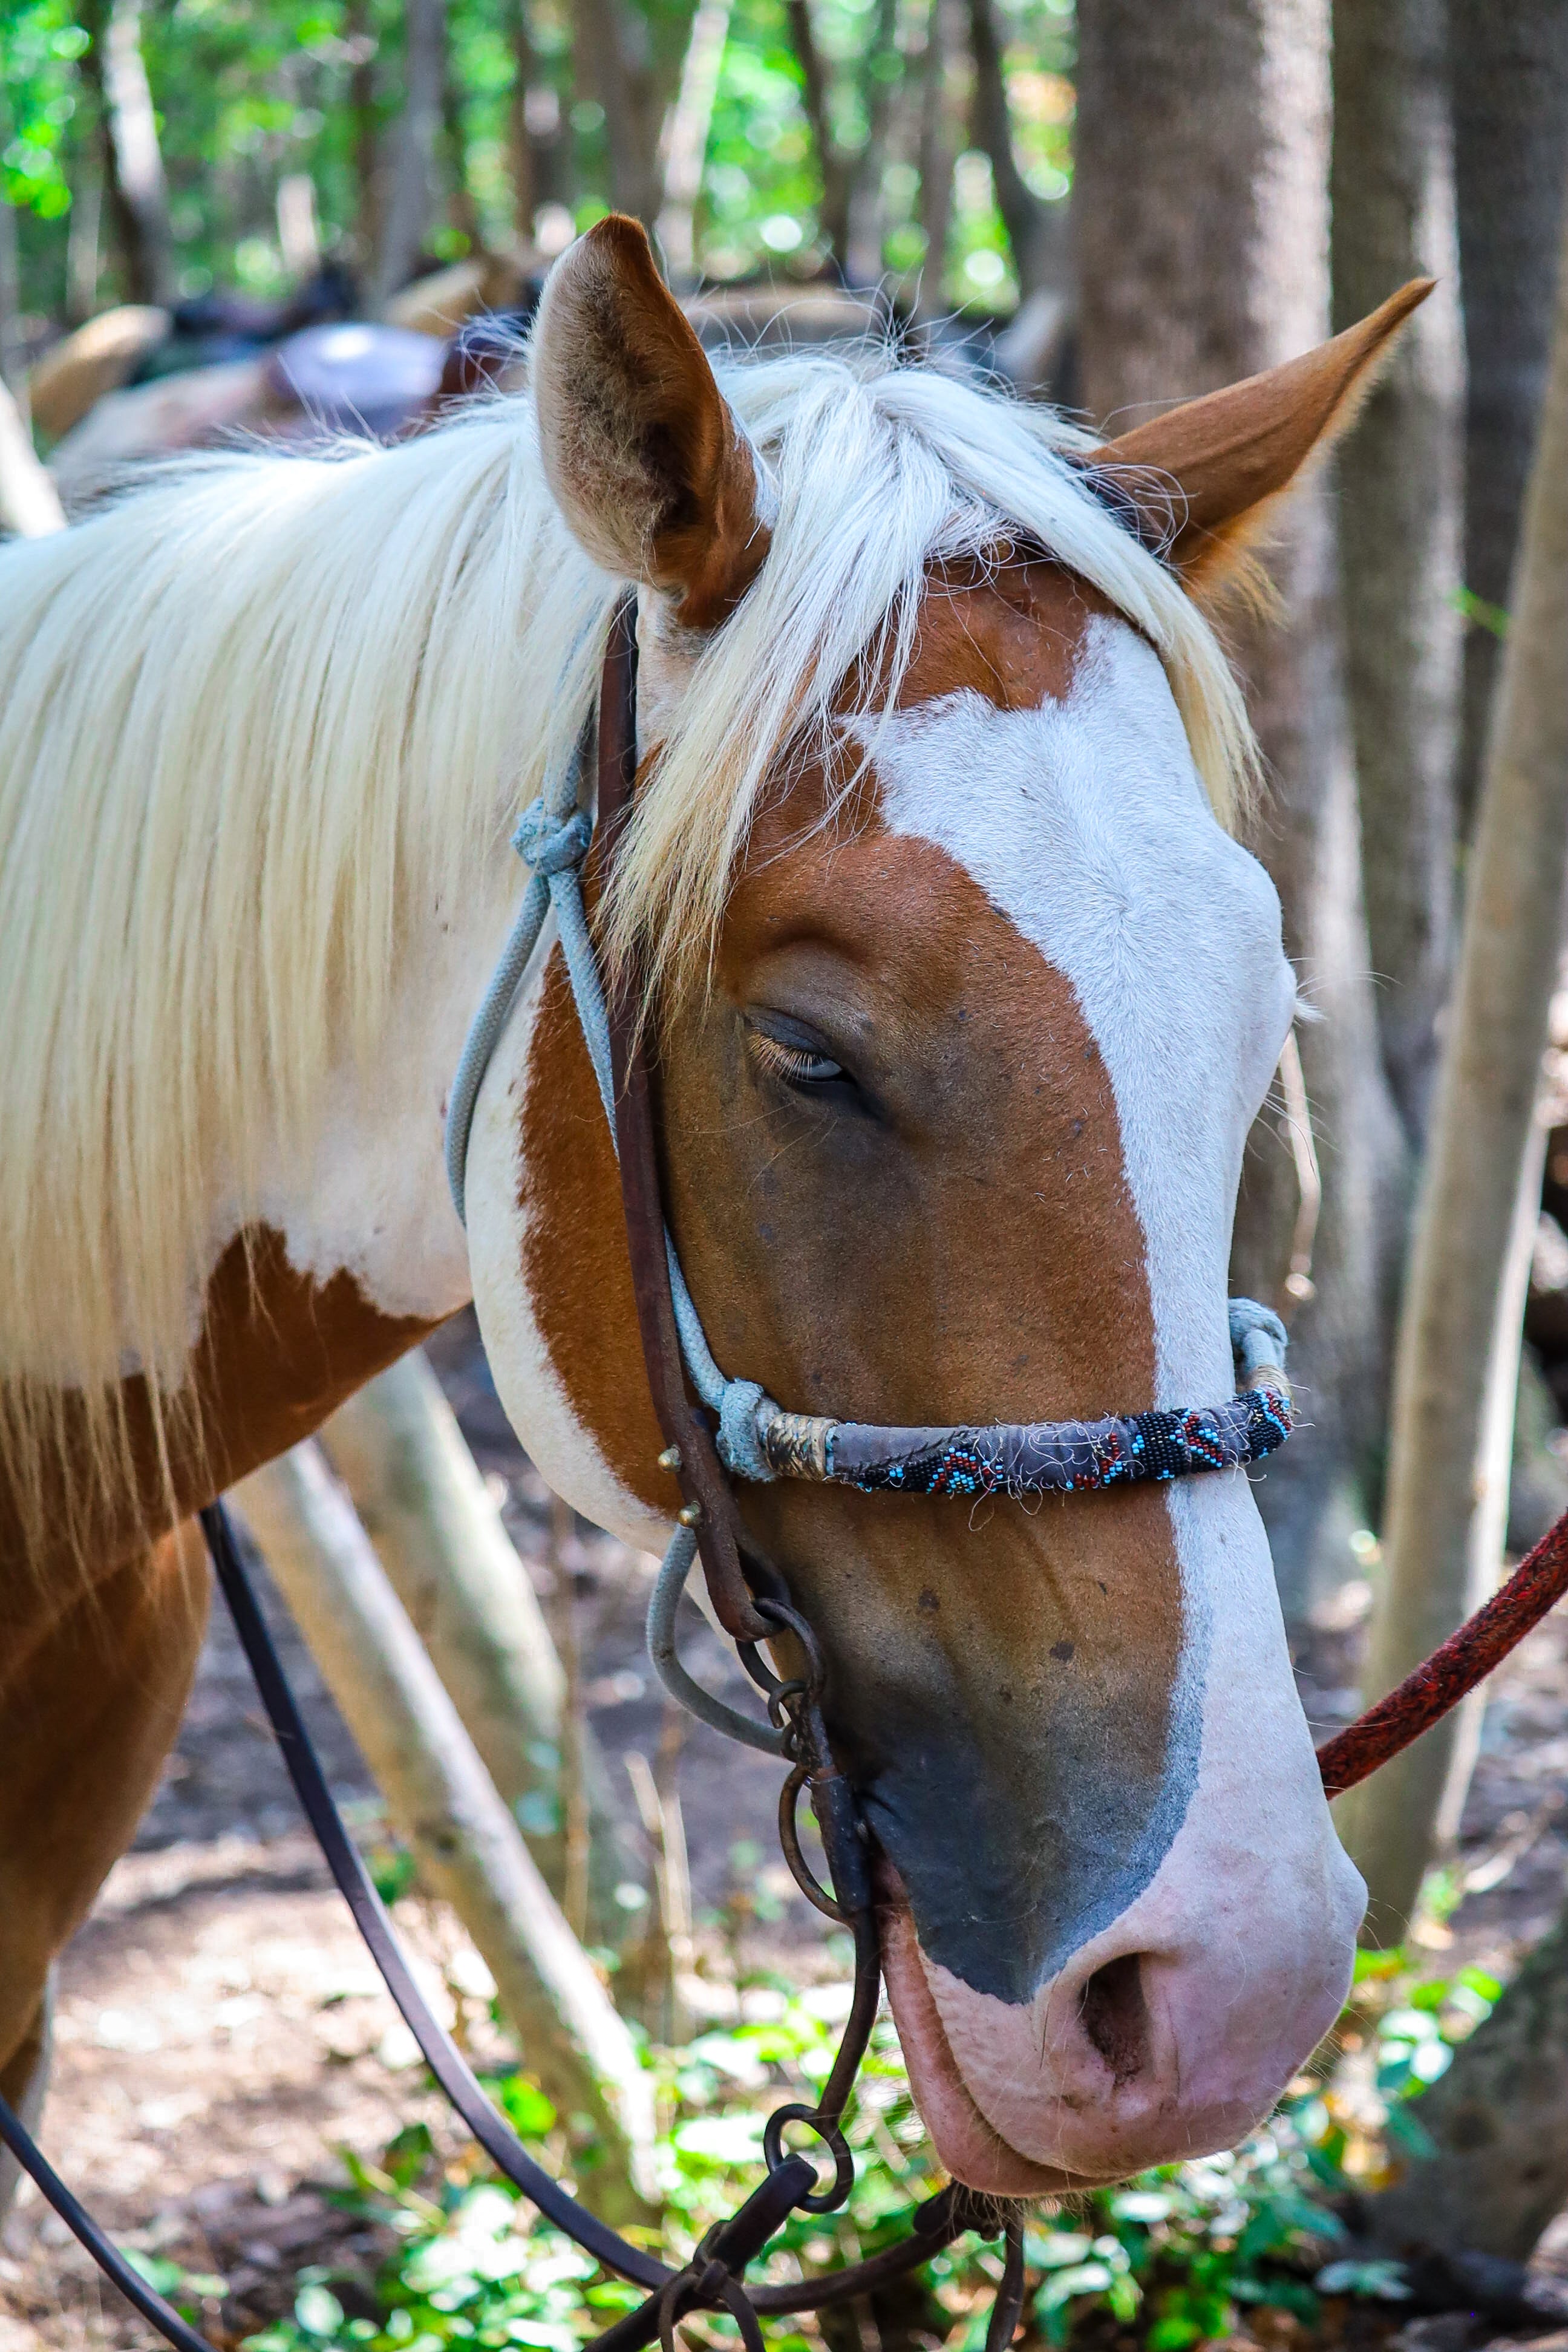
[5,600,1568,2351]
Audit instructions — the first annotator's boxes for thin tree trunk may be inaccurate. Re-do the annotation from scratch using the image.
[237,1442,658,2221]
[1450,0,1568,837]
[1075,0,1409,1638]
[844,0,899,286]
[964,0,1063,298]
[786,0,852,268]
[915,0,962,317]
[572,0,661,227]
[1336,198,1568,1938]
[443,58,485,253]
[655,0,733,283]
[319,1354,633,1938]
[1331,0,1463,1143]
[65,154,102,327]
[0,191,24,404]
[345,0,382,278]
[374,0,447,307]
[79,0,174,309]
[509,0,538,245]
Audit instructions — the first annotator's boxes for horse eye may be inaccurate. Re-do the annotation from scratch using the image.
[747,1024,844,1087]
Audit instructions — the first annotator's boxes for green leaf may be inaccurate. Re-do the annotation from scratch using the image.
[294,2282,347,2337]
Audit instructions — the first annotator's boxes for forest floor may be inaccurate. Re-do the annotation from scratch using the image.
[7,1314,1568,2349]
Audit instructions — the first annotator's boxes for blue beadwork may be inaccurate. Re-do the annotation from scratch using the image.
[845,1385,1292,1500]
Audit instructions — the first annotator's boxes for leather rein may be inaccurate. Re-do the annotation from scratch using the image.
[7,601,1568,2352]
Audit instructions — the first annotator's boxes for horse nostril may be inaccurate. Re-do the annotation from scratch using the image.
[1078,1952,1151,2085]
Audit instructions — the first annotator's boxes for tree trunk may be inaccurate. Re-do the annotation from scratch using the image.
[655,0,733,283]
[237,1442,658,2221]
[1336,195,1568,1940]
[1330,0,1463,1143]
[572,0,661,227]
[320,1353,634,1939]
[345,0,382,278]
[1450,0,1568,837]
[786,0,852,267]
[373,0,447,307]
[79,0,174,309]
[1075,0,1409,1636]
[65,154,103,327]
[964,0,1065,299]
[915,0,963,317]
[844,0,899,286]
[443,64,485,253]
[1367,1894,1568,2263]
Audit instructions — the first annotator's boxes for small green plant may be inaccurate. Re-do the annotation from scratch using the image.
[243,1940,1501,2352]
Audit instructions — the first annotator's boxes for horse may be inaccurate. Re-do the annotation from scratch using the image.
[0,214,1425,2209]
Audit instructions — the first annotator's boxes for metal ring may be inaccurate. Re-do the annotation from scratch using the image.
[762,2102,855,2214]
[754,1595,827,1696]
[777,1762,845,1919]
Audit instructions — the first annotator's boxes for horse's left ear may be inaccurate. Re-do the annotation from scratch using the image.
[1088,278,1434,598]
[531,214,770,630]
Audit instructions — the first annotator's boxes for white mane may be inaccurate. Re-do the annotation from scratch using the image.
[0,342,1255,1547]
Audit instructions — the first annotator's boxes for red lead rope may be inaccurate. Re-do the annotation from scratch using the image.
[1315,1506,1568,1797]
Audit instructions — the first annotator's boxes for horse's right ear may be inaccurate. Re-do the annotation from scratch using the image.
[531,215,771,630]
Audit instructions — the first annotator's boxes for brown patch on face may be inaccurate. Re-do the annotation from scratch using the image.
[519,940,682,1519]
[1,1226,439,1593]
[896,554,1123,709]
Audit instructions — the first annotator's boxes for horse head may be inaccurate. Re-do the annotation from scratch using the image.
[470,220,1425,2192]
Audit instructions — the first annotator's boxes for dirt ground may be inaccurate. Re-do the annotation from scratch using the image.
[7,1315,1568,2348]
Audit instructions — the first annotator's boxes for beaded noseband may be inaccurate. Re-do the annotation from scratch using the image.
[13,596,1568,2352]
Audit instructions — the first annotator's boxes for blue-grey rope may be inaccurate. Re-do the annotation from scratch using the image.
[647,1527,787,1754]
[443,756,779,1477]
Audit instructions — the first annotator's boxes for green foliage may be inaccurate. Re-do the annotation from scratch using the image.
[1,0,1079,335]
[230,1936,1506,2352]
[0,0,87,220]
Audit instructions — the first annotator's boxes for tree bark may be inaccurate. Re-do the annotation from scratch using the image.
[844,0,900,287]
[237,1442,658,2221]
[511,0,574,238]
[373,0,447,307]
[345,0,382,278]
[914,0,964,317]
[1330,0,1463,1143]
[1336,195,1568,1939]
[572,0,661,227]
[79,0,174,309]
[786,0,852,267]
[443,62,485,253]
[1075,0,1409,1635]
[320,1353,633,1939]
[965,0,1065,299]
[1450,0,1568,837]
[655,0,734,282]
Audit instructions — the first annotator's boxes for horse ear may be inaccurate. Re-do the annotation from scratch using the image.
[1087,278,1434,598]
[531,214,771,629]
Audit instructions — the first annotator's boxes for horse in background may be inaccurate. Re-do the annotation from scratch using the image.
[0,216,1425,2200]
